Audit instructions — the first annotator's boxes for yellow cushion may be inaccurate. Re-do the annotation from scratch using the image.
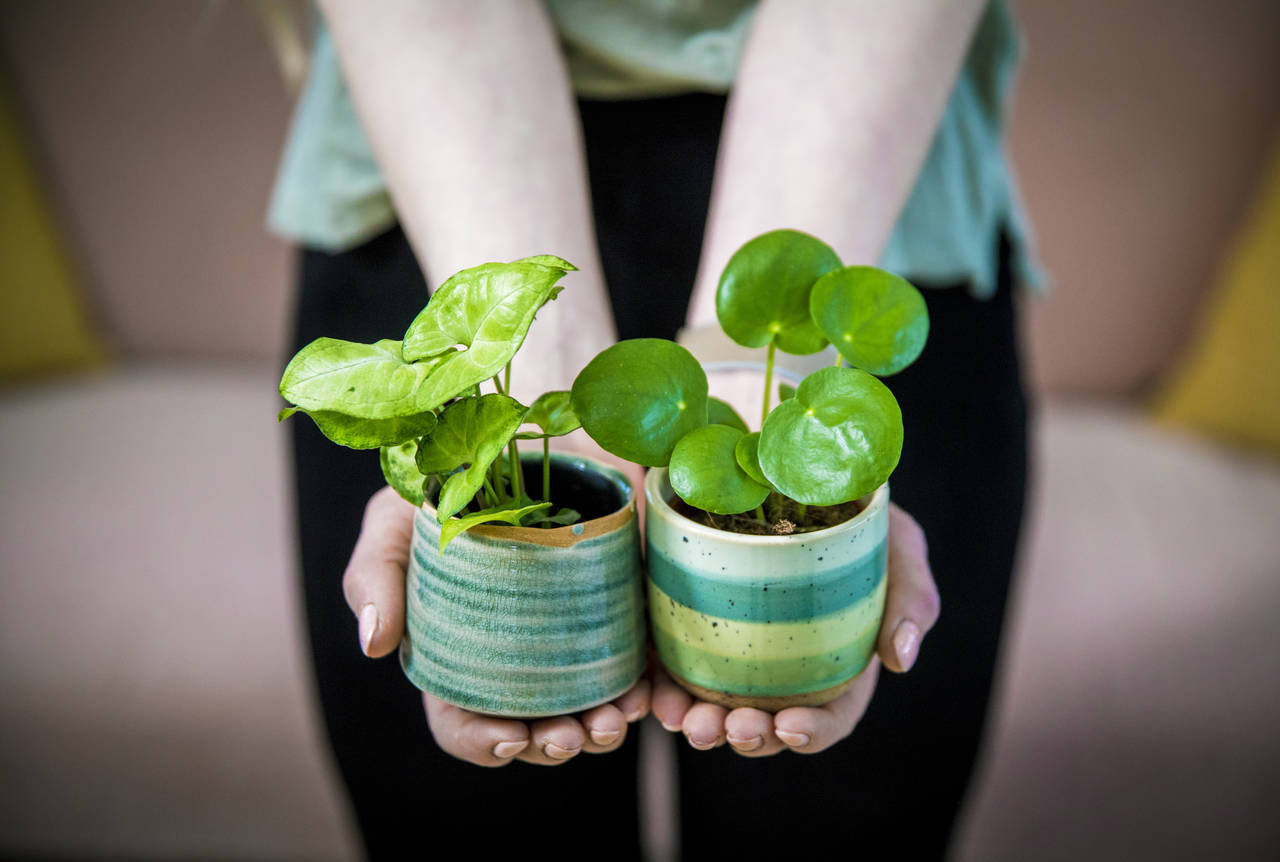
[0,71,107,383]
[1150,143,1280,457]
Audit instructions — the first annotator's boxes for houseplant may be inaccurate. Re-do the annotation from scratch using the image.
[278,255,645,717]
[570,229,929,709]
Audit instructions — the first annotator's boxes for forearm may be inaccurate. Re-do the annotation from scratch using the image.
[686,0,987,328]
[319,0,615,394]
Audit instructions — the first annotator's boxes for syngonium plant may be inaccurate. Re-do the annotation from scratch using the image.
[569,228,929,525]
[278,254,589,551]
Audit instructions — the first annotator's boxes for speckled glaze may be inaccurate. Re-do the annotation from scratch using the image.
[401,454,646,718]
[645,469,889,710]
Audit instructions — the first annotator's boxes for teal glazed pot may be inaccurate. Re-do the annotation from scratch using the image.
[401,454,646,717]
[645,468,889,710]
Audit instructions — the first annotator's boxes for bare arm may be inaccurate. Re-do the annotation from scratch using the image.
[685,0,988,327]
[318,0,615,397]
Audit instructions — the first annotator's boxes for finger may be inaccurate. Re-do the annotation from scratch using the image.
[724,707,786,758]
[651,666,694,732]
[878,504,940,673]
[423,693,530,767]
[681,701,729,750]
[580,703,628,753]
[516,716,586,766]
[613,677,652,724]
[342,486,416,658]
[774,658,880,754]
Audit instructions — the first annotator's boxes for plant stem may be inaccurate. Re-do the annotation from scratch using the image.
[508,439,523,502]
[491,374,505,395]
[796,503,808,522]
[761,341,777,427]
[482,475,500,508]
[542,437,551,503]
[754,505,766,522]
[833,354,844,368]
[504,362,511,396]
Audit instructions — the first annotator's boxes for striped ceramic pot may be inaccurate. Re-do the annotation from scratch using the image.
[645,468,889,710]
[400,454,646,718]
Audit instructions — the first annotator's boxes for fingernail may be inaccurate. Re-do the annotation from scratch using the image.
[358,604,378,655]
[727,734,762,752]
[492,740,528,759]
[660,721,682,733]
[775,730,809,749]
[589,729,620,746]
[624,705,647,723]
[543,742,579,760]
[894,620,921,671]
[686,733,720,751]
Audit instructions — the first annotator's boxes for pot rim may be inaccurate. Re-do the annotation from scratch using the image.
[421,451,636,547]
[644,467,887,546]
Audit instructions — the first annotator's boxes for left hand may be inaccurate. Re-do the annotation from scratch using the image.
[651,502,938,756]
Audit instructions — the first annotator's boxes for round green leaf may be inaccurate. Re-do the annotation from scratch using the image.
[707,396,749,433]
[758,366,902,506]
[669,425,770,515]
[733,431,768,487]
[715,229,842,355]
[809,266,929,376]
[571,339,708,467]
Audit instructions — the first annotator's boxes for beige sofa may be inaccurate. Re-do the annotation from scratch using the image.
[2,2,1277,859]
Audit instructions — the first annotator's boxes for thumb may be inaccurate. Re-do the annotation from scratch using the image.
[342,485,416,658]
[877,503,940,673]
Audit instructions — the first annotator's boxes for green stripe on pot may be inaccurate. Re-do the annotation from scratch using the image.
[400,453,647,717]
[647,542,885,622]
[651,611,881,697]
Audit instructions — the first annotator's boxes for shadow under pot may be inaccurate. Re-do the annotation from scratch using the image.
[645,468,889,711]
[401,453,646,718]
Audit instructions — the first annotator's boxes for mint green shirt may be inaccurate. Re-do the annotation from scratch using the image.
[268,0,1041,297]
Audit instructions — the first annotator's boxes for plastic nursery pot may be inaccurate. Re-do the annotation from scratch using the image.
[401,453,646,718]
[644,468,889,710]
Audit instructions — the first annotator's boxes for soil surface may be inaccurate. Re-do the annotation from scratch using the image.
[672,492,868,536]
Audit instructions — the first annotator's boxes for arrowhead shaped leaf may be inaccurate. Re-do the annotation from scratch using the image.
[279,405,437,450]
[415,394,527,521]
[401,257,574,408]
[810,266,929,376]
[715,229,842,355]
[380,439,427,506]
[516,390,580,438]
[279,338,443,419]
[758,366,902,506]
[439,501,553,552]
[669,425,771,515]
[572,339,708,467]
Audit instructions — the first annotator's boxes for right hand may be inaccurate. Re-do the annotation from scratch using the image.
[343,485,651,766]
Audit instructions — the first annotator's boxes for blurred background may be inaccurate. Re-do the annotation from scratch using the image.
[1,1,1277,859]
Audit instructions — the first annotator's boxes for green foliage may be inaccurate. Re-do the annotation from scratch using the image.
[417,394,527,521]
[516,390,581,438]
[715,229,842,355]
[669,425,771,515]
[757,366,903,506]
[439,501,553,551]
[380,439,426,506]
[810,266,929,376]
[707,397,749,432]
[571,339,708,467]
[733,431,768,487]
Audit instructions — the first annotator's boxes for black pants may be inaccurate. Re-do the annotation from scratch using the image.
[289,94,1027,860]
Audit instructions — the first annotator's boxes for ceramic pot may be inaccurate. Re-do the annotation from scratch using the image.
[400,453,646,717]
[644,468,889,710]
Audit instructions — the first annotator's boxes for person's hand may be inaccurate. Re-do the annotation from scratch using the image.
[343,485,651,766]
[651,502,938,756]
